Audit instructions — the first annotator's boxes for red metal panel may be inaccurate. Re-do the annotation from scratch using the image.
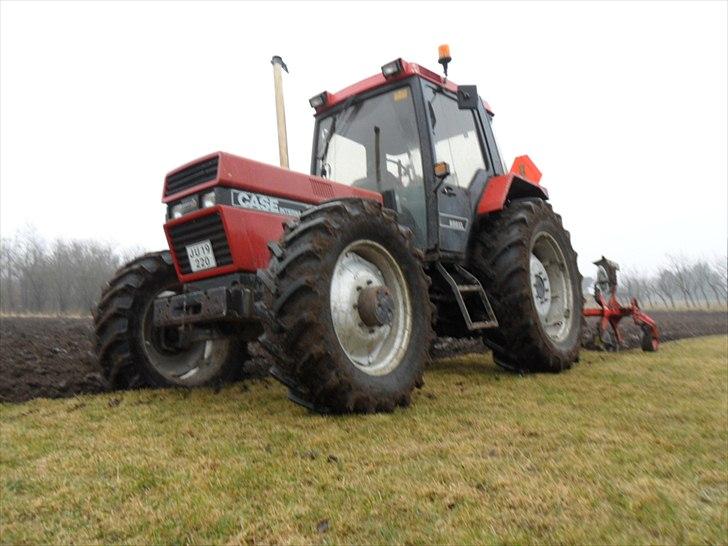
[163,152,382,205]
[476,172,549,215]
[510,155,542,183]
[477,174,511,215]
[164,205,292,282]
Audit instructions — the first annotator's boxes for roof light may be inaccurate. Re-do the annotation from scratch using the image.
[438,44,452,77]
[381,59,404,79]
[438,44,451,64]
[309,91,329,109]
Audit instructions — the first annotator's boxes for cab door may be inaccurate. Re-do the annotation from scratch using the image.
[423,85,490,254]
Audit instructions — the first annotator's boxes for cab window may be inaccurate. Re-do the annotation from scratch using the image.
[425,86,486,188]
[314,86,427,246]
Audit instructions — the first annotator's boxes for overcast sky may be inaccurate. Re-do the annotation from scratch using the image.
[1,0,726,275]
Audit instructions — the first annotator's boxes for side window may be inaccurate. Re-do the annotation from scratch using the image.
[425,87,486,188]
[326,133,367,184]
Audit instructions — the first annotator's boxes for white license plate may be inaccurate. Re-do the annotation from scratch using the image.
[186,239,217,272]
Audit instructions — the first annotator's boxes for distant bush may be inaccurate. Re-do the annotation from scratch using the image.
[0,227,144,315]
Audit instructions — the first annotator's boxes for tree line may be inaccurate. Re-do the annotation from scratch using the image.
[0,228,726,315]
[582,255,727,309]
[0,228,143,315]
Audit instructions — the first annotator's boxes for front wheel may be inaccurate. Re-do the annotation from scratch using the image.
[94,251,247,388]
[473,199,583,372]
[259,199,433,413]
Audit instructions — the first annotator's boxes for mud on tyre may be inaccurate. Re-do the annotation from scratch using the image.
[472,198,582,372]
[259,199,433,414]
[94,251,247,388]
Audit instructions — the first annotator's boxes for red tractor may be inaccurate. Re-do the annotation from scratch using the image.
[94,51,583,413]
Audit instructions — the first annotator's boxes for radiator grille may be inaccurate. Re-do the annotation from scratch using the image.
[169,213,232,274]
[164,156,219,197]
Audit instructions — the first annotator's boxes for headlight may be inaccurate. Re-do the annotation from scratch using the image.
[169,195,198,219]
[201,190,217,208]
[381,58,404,78]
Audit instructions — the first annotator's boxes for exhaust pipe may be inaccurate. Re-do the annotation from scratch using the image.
[271,55,289,169]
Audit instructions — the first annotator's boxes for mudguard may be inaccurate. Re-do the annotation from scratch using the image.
[476,155,548,215]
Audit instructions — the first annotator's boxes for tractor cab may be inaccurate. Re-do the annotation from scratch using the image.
[309,58,506,255]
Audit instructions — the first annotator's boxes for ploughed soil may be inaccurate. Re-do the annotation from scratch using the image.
[1,311,726,403]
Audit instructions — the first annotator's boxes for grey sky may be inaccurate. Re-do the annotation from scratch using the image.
[1,0,726,275]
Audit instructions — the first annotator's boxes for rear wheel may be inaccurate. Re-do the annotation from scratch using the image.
[259,199,433,413]
[473,198,582,372]
[94,251,247,388]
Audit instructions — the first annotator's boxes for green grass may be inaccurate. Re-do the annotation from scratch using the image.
[2,337,727,545]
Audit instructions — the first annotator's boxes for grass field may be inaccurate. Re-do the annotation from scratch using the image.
[2,336,727,545]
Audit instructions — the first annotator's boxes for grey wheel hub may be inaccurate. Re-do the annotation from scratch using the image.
[530,232,574,343]
[357,285,395,327]
[330,240,412,376]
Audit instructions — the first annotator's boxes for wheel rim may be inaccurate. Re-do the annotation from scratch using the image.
[330,240,412,376]
[530,232,574,343]
[140,287,231,385]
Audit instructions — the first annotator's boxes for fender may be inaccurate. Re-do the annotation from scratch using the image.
[476,155,548,215]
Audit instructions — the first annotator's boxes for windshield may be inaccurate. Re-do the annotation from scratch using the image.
[313,86,427,245]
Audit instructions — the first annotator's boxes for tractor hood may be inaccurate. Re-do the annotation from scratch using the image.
[162,151,381,206]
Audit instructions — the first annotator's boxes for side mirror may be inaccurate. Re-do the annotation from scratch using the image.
[457,85,479,110]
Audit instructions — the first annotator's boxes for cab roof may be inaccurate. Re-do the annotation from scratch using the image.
[314,58,493,116]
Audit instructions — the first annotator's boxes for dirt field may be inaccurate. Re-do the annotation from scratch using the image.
[1,311,726,404]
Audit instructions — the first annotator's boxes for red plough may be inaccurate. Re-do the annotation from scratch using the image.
[583,257,660,351]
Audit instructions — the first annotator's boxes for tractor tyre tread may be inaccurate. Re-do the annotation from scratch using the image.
[94,251,246,388]
[472,198,583,373]
[260,198,433,414]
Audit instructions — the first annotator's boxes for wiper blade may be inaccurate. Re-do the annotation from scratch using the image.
[318,117,337,177]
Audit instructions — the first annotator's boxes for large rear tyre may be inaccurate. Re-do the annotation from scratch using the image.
[259,199,433,414]
[94,251,247,388]
[473,198,582,372]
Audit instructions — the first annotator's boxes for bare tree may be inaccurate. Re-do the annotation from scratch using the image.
[654,268,677,308]
[705,256,728,305]
[0,228,138,315]
[0,237,20,312]
[691,261,714,308]
[667,255,697,307]
[621,269,656,307]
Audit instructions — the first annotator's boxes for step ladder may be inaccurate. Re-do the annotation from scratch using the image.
[436,263,499,331]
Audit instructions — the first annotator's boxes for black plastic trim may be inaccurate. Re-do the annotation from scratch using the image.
[168,213,232,274]
[165,156,219,197]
